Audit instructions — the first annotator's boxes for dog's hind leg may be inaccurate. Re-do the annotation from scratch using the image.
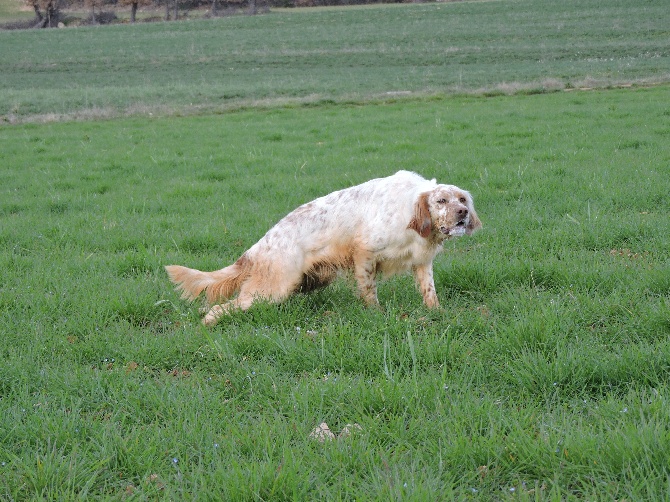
[203,296,255,326]
[202,263,303,326]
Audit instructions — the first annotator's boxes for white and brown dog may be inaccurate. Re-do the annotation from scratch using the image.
[166,170,481,326]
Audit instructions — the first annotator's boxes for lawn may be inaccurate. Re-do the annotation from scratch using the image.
[1,0,670,499]
[0,0,33,21]
[2,85,670,499]
[1,0,669,122]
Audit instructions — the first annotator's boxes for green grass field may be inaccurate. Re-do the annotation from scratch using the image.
[2,0,670,123]
[2,0,670,499]
[0,0,31,21]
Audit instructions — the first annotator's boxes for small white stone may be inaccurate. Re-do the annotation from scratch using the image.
[309,423,335,442]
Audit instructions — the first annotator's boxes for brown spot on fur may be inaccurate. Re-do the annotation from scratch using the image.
[282,202,330,228]
[408,192,432,238]
[297,241,359,293]
[299,263,338,292]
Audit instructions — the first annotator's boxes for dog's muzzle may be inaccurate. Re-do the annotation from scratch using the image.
[439,207,469,236]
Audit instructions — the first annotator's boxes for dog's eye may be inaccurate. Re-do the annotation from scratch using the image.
[437,198,447,204]
[459,197,466,204]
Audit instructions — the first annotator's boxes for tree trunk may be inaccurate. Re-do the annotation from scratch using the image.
[164,0,170,20]
[32,2,43,21]
[210,0,217,15]
[45,1,58,27]
[89,2,98,24]
[248,0,256,15]
[173,0,178,20]
[130,1,137,22]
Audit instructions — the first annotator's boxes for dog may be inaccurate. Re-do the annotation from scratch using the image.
[166,170,481,326]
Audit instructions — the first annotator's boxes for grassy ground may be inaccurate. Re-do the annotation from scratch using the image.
[0,0,32,21]
[2,0,670,498]
[1,84,670,498]
[2,0,670,122]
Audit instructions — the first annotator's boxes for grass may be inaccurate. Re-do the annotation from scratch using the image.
[1,84,670,498]
[2,0,670,498]
[1,0,670,122]
[0,0,32,21]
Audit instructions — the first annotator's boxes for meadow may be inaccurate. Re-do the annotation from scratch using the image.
[1,0,670,123]
[2,0,670,500]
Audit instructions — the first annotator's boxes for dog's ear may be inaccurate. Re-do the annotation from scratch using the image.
[408,192,432,238]
[465,194,482,234]
[467,209,482,234]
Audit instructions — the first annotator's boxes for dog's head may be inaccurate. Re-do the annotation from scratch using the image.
[408,185,482,240]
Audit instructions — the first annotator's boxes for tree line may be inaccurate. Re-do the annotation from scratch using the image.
[23,0,411,28]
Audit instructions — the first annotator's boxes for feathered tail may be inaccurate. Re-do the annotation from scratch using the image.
[165,256,250,304]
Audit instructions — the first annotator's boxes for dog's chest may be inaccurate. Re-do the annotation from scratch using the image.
[375,238,440,276]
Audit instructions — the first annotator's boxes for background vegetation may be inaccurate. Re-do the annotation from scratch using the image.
[1,0,670,499]
[2,0,670,123]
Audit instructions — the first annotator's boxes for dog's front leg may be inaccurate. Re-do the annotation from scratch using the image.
[413,263,440,308]
[354,254,379,306]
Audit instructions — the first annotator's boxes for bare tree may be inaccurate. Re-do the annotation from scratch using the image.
[119,0,151,23]
[31,0,43,21]
[85,0,103,24]
[162,0,178,21]
[27,0,60,27]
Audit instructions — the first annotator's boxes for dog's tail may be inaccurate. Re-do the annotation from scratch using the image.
[165,256,250,304]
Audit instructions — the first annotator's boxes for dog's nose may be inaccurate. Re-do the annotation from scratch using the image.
[457,208,469,219]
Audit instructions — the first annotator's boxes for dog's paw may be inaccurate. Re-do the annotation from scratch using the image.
[203,305,224,327]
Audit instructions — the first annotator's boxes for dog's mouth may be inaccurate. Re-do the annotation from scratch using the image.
[439,221,467,237]
[440,225,466,237]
